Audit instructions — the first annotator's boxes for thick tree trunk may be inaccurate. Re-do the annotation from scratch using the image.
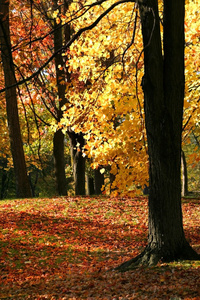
[68,131,86,195]
[143,0,188,263]
[0,0,32,198]
[181,149,188,197]
[117,0,199,270]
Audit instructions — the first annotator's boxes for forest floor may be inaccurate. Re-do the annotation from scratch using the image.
[0,196,199,299]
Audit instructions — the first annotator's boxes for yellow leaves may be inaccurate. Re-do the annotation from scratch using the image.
[45,0,146,195]
[100,168,105,174]
[184,100,190,109]
[52,9,59,19]
[183,0,200,139]
[61,104,67,111]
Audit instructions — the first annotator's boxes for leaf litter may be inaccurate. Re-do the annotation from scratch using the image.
[0,196,199,299]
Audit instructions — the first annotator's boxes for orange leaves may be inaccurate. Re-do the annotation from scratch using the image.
[0,196,200,299]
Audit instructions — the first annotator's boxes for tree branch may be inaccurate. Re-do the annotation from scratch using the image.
[0,0,136,94]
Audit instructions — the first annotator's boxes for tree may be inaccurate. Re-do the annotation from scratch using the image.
[52,0,69,195]
[60,1,148,195]
[57,0,199,196]
[68,130,86,195]
[56,0,199,265]
[117,0,200,269]
[25,0,86,195]
[0,0,32,198]
[52,0,86,195]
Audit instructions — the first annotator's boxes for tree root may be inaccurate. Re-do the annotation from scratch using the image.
[115,248,160,272]
[115,244,200,272]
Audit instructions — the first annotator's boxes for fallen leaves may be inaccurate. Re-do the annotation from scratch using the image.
[0,196,199,299]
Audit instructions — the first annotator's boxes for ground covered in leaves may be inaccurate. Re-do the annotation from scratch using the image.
[0,196,200,299]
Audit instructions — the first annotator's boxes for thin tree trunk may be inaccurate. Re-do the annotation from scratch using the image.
[0,160,8,199]
[86,175,95,195]
[68,131,86,195]
[53,0,86,195]
[52,0,69,195]
[181,149,188,197]
[94,167,104,195]
[107,165,117,193]
[109,171,116,194]
[53,129,68,195]
[0,0,31,198]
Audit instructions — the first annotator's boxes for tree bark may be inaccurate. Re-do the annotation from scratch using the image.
[68,131,86,195]
[109,171,116,194]
[94,167,104,195]
[117,0,199,270]
[53,129,68,195]
[86,175,95,195]
[52,0,69,195]
[0,0,32,198]
[181,149,188,197]
[0,159,8,199]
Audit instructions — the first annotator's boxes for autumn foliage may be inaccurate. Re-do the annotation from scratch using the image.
[0,0,199,197]
[0,196,200,299]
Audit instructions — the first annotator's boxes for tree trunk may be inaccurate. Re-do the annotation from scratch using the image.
[53,129,68,195]
[181,149,188,197]
[109,171,116,194]
[117,0,199,270]
[107,165,117,194]
[53,0,86,196]
[52,0,69,195]
[68,131,86,195]
[0,0,32,198]
[0,159,8,199]
[86,175,95,195]
[94,167,104,195]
